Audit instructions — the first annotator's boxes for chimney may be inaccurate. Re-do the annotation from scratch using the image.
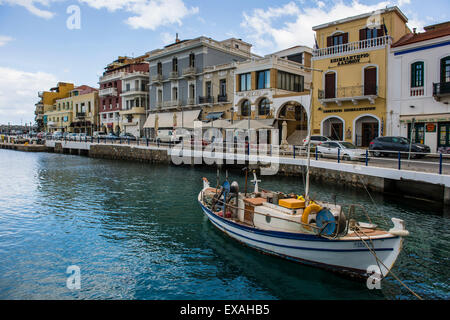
[175,33,180,43]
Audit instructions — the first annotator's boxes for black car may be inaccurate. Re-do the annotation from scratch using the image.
[369,136,431,158]
[119,133,137,140]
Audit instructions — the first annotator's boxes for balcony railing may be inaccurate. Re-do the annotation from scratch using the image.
[168,71,179,79]
[151,74,163,84]
[313,36,390,58]
[76,112,86,118]
[217,94,228,103]
[433,82,450,98]
[199,96,214,104]
[187,98,196,105]
[163,100,181,108]
[100,72,124,83]
[318,85,378,106]
[99,87,118,97]
[410,87,424,97]
[182,67,196,78]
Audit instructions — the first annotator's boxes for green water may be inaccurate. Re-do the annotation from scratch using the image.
[0,149,448,300]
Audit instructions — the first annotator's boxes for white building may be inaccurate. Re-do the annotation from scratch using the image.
[233,46,313,145]
[387,22,450,152]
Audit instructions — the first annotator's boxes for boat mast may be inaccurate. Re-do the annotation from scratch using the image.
[305,81,314,201]
[302,66,323,201]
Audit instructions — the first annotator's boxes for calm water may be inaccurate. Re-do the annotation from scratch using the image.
[0,149,448,300]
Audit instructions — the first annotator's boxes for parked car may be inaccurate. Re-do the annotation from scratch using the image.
[119,133,137,140]
[303,135,332,146]
[105,133,119,140]
[93,131,107,138]
[156,129,191,144]
[52,131,63,140]
[316,141,368,161]
[369,136,431,158]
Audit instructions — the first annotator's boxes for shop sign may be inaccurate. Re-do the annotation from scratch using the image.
[426,123,437,132]
[330,53,370,66]
[323,106,376,113]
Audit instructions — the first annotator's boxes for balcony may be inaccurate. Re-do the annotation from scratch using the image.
[313,36,390,59]
[187,98,196,105]
[76,112,86,119]
[182,67,196,78]
[99,87,118,97]
[217,94,228,103]
[318,85,378,106]
[433,82,450,101]
[99,72,124,83]
[168,71,179,79]
[199,96,214,104]
[151,74,163,85]
[163,100,181,108]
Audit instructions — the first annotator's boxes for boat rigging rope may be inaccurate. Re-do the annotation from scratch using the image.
[353,229,423,300]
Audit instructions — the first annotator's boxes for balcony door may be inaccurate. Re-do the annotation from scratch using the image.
[364,67,377,95]
[325,72,336,99]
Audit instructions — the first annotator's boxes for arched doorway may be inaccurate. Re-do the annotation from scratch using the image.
[277,102,308,145]
[321,116,344,141]
[354,115,380,147]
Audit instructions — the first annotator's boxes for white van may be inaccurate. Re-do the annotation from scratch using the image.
[156,129,191,144]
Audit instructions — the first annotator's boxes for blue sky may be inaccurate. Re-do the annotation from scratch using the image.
[0,0,448,125]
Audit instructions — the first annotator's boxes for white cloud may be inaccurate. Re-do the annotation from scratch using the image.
[0,67,58,124]
[0,0,59,19]
[0,36,14,47]
[79,0,199,30]
[240,0,423,54]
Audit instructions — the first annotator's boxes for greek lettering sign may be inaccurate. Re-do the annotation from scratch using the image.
[330,53,370,66]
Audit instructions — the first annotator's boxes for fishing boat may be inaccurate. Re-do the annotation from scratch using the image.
[197,75,409,281]
[198,172,409,279]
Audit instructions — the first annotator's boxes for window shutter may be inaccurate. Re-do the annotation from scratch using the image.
[327,36,332,47]
[378,27,385,37]
[343,33,349,44]
[359,29,366,41]
[411,63,415,88]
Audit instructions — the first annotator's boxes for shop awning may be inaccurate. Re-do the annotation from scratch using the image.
[143,110,201,129]
[400,114,450,123]
[205,112,224,120]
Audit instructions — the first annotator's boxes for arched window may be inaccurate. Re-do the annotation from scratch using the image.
[241,100,250,116]
[411,61,424,88]
[258,98,270,116]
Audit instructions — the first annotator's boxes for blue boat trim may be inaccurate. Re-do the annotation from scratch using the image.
[199,200,397,244]
[201,203,394,253]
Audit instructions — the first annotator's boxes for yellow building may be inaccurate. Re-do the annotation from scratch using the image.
[35,82,74,132]
[311,6,410,146]
[46,86,99,134]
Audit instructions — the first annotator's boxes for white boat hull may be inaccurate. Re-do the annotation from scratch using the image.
[198,193,403,279]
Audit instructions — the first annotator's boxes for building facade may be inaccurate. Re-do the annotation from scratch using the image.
[311,6,410,147]
[143,36,254,136]
[47,85,99,134]
[388,22,450,152]
[35,82,74,132]
[233,46,312,145]
[98,55,149,136]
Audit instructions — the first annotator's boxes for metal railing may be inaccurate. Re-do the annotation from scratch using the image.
[43,136,450,176]
[433,82,450,96]
[319,85,377,99]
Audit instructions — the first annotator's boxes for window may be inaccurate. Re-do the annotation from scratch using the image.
[411,62,424,88]
[257,70,270,89]
[327,32,348,47]
[126,83,131,92]
[205,81,212,97]
[189,84,195,99]
[241,100,250,116]
[366,28,378,39]
[172,87,178,100]
[240,73,251,91]
[258,98,270,116]
[189,53,195,68]
[172,58,178,72]
[277,71,304,92]
[157,62,162,75]
[441,56,450,83]
[219,79,226,96]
